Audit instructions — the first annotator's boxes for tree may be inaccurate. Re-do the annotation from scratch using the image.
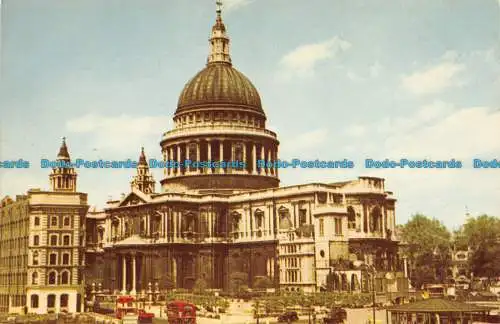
[457,215,500,277]
[400,214,451,288]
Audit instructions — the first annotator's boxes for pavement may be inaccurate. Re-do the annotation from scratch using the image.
[153,308,389,324]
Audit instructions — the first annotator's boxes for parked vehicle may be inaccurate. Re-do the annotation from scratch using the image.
[115,295,154,324]
[323,307,347,324]
[277,311,299,322]
[166,300,196,324]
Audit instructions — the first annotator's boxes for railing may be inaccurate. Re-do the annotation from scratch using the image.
[163,124,277,139]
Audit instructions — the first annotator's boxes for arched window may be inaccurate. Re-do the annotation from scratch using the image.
[31,272,38,285]
[278,207,291,230]
[47,294,56,308]
[347,206,356,230]
[62,253,70,265]
[31,295,39,308]
[33,235,39,246]
[32,251,39,265]
[63,216,70,227]
[48,271,57,285]
[61,271,69,284]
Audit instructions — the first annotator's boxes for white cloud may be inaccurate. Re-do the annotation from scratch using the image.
[386,106,500,158]
[347,71,365,82]
[343,101,500,159]
[402,61,465,95]
[66,114,172,152]
[345,101,454,138]
[346,61,383,82]
[278,37,351,79]
[345,124,366,137]
[223,0,254,12]
[369,61,383,78]
[281,128,329,155]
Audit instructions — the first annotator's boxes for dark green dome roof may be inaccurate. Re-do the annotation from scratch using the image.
[176,63,263,114]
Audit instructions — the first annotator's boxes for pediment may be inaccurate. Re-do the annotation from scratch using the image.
[118,192,148,207]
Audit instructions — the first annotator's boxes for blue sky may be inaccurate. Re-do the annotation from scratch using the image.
[1,0,499,230]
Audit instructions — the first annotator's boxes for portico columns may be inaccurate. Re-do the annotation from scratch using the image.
[261,145,266,175]
[176,145,181,175]
[185,144,190,174]
[169,146,174,176]
[207,140,213,174]
[121,255,127,294]
[219,141,225,174]
[267,147,272,175]
[131,253,137,295]
[242,142,247,173]
[196,141,201,174]
[252,143,257,174]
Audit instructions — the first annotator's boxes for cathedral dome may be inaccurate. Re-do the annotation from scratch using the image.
[176,63,263,114]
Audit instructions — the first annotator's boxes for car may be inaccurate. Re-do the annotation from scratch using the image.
[323,307,347,324]
[277,311,299,322]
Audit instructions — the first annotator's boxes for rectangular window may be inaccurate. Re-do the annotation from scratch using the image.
[50,236,57,246]
[299,209,307,225]
[319,218,324,237]
[63,235,70,246]
[335,218,342,235]
[49,254,57,265]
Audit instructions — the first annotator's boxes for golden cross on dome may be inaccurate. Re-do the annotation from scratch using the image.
[216,0,223,15]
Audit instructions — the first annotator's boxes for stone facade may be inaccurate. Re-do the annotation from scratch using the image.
[83,4,409,298]
[85,175,406,295]
[0,139,88,314]
[0,3,410,315]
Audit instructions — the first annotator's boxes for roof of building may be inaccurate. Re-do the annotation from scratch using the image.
[176,63,262,114]
[175,3,263,115]
[387,298,494,313]
[57,137,70,160]
[138,147,147,166]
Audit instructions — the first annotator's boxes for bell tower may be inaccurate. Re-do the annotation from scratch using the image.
[49,137,77,192]
[130,147,156,194]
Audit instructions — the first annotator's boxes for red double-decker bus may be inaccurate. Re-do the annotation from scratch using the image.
[166,300,196,324]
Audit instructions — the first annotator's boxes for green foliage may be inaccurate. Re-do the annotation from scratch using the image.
[461,215,500,249]
[400,214,452,287]
[456,215,500,277]
[470,244,500,277]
